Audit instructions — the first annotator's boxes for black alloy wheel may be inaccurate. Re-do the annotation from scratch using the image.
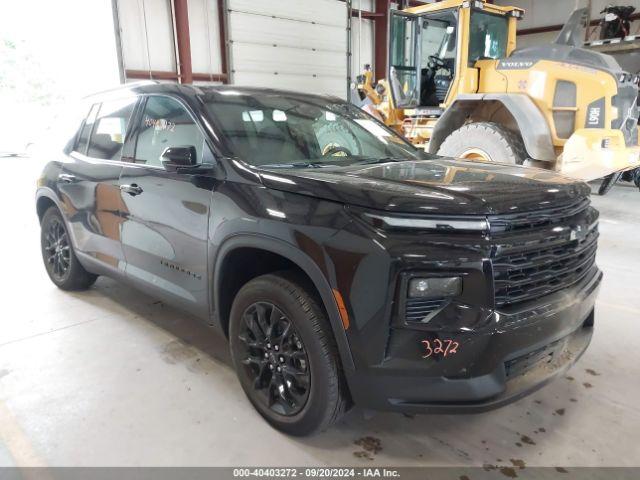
[40,206,97,290]
[229,273,349,435]
[43,216,71,282]
[237,301,311,416]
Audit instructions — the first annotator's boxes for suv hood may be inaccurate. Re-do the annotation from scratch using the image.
[257,158,590,215]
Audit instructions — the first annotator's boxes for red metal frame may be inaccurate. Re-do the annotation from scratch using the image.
[173,0,193,84]
[217,0,230,83]
[125,69,228,82]
[373,0,389,82]
[124,0,229,84]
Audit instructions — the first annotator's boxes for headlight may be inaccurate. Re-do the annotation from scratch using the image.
[361,212,489,232]
[408,277,462,299]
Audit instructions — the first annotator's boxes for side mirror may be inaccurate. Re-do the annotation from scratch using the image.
[161,146,197,171]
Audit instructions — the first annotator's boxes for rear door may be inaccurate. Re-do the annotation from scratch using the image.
[58,96,138,275]
[118,95,214,317]
[388,11,421,108]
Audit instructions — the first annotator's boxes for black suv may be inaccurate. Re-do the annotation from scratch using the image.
[36,83,601,435]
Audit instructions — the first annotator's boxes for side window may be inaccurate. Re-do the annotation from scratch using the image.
[134,96,205,167]
[86,98,137,160]
[75,104,99,154]
[468,11,508,65]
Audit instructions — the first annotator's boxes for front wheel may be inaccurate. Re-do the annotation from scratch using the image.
[229,273,349,436]
[437,122,527,165]
[40,206,97,290]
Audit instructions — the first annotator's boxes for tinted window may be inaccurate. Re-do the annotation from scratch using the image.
[421,13,458,67]
[202,93,418,167]
[134,96,205,167]
[75,104,99,154]
[469,11,508,64]
[87,98,137,160]
[389,14,419,106]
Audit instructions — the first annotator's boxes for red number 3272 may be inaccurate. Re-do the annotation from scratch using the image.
[421,339,459,358]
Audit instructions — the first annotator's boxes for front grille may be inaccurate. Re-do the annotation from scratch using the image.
[404,298,447,323]
[490,199,599,308]
[489,197,590,233]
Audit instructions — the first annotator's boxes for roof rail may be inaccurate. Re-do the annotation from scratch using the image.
[83,80,160,99]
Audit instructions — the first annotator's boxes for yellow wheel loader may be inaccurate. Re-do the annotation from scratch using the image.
[354,0,640,183]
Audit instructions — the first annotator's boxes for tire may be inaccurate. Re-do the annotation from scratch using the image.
[598,171,623,196]
[40,206,97,290]
[315,121,360,157]
[437,122,527,165]
[229,272,349,436]
[632,169,640,189]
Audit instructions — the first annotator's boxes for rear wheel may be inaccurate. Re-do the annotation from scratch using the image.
[437,122,527,165]
[229,272,349,435]
[40,206,97,290]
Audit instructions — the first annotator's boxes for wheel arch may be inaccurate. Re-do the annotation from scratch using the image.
[429,94,556,161]
[36,189,62,223]
[212,235,355,371]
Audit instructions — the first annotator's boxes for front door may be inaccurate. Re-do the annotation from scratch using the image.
[118,95,214,318]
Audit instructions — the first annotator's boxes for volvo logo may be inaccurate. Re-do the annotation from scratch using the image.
[497,60,535,70]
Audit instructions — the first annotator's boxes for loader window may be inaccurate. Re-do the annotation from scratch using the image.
[469,11,508,64]
[419,11,458,107]
[389,14,420,108]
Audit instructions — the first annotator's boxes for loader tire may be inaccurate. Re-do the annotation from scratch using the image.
[437,122,527,165]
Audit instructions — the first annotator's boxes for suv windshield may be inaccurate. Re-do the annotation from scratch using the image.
[201,90,421,167]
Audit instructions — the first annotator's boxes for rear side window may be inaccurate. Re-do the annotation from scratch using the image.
[75,104,99,154]
[134,96,205,167]
[87,98,137,160]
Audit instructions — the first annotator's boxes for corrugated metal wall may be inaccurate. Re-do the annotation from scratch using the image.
[188,0,223,80]
[497,0,640,48]
[227,0,348,97]
[114,0,374,93]
[116,0,177,74]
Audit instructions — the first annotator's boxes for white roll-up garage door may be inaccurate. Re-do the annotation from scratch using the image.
[227,0,348,98]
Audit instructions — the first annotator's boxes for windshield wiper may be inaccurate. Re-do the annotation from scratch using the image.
[260,157,408,169]
[259,161,327,169]
[353,157,405,165]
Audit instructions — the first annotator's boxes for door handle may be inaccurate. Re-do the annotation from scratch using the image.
[58,173,76,184]
[120,184,143,196]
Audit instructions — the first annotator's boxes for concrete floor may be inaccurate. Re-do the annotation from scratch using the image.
[1,157,639,468]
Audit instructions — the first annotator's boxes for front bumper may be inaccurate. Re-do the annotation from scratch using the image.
[345,268,601,414]
[557,128,640,181]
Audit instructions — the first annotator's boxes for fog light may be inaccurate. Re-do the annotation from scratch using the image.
[408,277,462,299]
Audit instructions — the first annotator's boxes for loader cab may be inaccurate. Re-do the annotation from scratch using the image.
[388,2,517,111]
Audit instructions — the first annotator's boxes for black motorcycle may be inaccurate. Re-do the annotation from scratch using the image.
[598,169,640,195]
[599,5,635,40]
[596,5,638,195]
